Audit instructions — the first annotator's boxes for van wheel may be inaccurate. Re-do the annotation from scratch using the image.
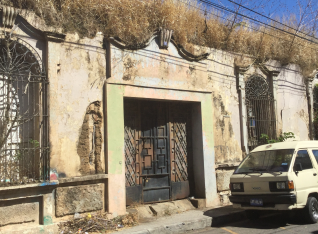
[305,196,318,223]
[245,210,261,220]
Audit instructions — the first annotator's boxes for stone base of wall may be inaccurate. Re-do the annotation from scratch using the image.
[0,202,39,227]
[216,169,234,192]
[216,168,235,205]
[56,183,104,217]
[0,175,107,229]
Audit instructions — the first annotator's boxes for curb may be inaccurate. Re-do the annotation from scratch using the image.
[126,210,246,234]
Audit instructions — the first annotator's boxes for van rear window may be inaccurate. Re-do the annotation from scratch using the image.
[234,149,295,174]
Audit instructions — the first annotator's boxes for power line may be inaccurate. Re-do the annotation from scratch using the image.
[174,0,318,53]
[226,0,318,40]
[197,0,318,45]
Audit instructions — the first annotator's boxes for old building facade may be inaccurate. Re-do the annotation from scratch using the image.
[0,7,314,230]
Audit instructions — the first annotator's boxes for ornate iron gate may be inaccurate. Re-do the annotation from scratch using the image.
[245,74,276,150]
[0,36,49,185]
[125,99,193,205]
[169,102,193,200]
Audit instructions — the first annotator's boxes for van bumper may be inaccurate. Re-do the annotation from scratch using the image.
[229,194,296,206]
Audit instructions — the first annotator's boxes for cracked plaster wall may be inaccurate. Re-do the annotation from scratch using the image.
[48,33,106,178]
[109,42,243,167]
[276,64,309,140]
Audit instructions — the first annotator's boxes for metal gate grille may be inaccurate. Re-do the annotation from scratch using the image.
[246,74,276,150]
[124,99,193,204]
[124,100,140,187]
[0,36,49,185]
[173,121,188,181]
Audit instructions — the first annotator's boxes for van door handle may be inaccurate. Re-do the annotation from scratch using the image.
[314,173,317,176]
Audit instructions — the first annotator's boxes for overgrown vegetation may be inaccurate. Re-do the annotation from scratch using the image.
[260,132,295,144]
[3,0,318,76]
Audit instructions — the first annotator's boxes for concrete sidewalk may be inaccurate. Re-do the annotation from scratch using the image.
[114,206,246,234]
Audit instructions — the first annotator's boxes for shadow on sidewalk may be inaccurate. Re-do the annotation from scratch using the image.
[203,206,246,227]
[204,208,315,230]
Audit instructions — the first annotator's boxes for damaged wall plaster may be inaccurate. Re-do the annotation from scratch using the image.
[213,93,242,165]
[77,101,103,175]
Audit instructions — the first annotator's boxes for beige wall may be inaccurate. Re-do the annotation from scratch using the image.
[48,34,106,178]
[109,41,244,167]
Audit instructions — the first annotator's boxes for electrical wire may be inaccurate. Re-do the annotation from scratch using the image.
[226,0,318,40]
[197,0,318,44]
[174,0,318,53]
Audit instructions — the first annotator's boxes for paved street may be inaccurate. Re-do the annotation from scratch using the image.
[187,212,318,234]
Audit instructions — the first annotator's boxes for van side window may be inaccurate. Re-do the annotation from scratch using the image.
[312,150,318,164]
[295,150,313,170]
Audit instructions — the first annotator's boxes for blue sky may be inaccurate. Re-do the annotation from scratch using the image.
[201,0,318,33]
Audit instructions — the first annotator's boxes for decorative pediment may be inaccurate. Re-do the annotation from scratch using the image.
[235,59,280,78]
[258,62,280,77]
[106,30,210,62]
[0,6,66,42]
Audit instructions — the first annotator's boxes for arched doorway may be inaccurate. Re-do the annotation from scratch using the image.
[245,74,276,150]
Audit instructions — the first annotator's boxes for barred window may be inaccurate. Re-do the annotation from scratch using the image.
[245,74,276,150]
[0,36,49,185]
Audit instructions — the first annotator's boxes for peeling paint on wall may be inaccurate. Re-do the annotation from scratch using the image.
[77,101,103,175]
[213,93,242,165]
[123,56,139,81]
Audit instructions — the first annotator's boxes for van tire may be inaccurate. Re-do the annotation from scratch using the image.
[305,196,318,223]
[245,210,261,220]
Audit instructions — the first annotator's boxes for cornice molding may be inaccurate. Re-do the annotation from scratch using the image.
[44,31,66,42]
[235,65,249,75]
[256,62,280,77]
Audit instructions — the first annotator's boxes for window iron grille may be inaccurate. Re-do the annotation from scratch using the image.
[245,74,276,150]
[0,35,49,186]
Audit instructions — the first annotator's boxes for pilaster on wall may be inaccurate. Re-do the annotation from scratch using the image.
[307,77,314,140]
[236,66,249,155]
[270,71,280,103]
[269,70,280,138]
[106,84,126,216]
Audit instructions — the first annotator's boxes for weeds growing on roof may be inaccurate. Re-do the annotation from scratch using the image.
[3,0,318,76]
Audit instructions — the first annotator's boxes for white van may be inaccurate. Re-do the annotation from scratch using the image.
[229,141,318,223]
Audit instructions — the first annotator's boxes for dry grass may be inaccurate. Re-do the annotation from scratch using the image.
[5,0,318,76]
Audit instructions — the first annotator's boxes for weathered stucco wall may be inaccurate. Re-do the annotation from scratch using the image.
[206,50,243,166]
[49,34,106,178]
[108,38,311,207]
[3,11,312,226]
[276,64,309,140]
[109,41,208,91]
[108,40,243,168]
